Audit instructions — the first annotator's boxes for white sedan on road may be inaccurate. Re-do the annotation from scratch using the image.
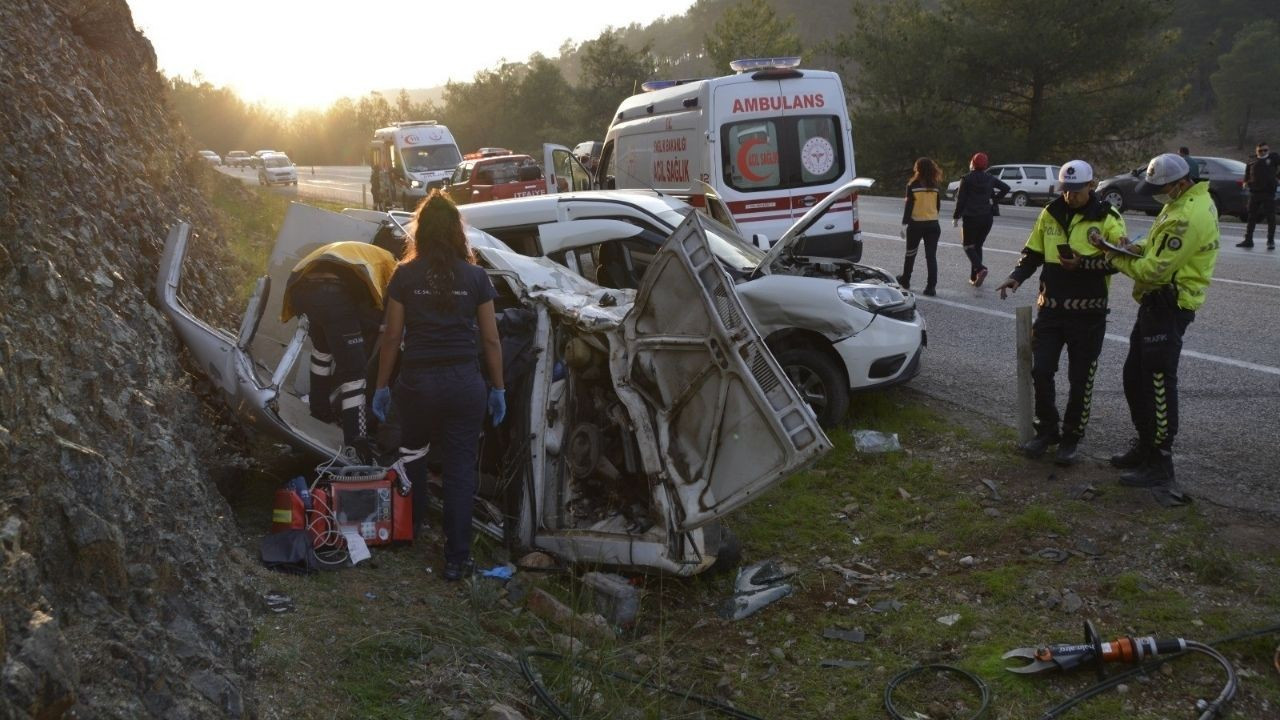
[452,182,926,426]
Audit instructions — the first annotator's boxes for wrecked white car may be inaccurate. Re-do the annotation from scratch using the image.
[453,180,926,427]
[157,203,831,575]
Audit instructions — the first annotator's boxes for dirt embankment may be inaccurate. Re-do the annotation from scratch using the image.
[1,1,260,717]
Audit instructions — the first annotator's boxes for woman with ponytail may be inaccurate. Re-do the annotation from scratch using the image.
[372,190,504,581]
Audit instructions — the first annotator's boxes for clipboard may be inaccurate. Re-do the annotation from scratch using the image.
[1089,228,1143,257]
[1101,238,1143,257]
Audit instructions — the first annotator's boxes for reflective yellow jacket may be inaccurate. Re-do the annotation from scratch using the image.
[280,241,398,322]
[1107,181,1219,311]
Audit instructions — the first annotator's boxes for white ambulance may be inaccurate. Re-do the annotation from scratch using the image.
[368,121,463,210]
[596,58,864,260]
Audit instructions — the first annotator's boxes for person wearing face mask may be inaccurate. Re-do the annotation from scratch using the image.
[1239,141,1279,250]
[995,160,1125,465]
[1089,153,1220,490]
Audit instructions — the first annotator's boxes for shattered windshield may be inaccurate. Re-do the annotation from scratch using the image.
[659,207,767,273]
[401,144,463,173]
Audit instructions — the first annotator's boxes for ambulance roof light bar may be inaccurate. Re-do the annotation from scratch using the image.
[729,56,802,73]
[640,78,706,92]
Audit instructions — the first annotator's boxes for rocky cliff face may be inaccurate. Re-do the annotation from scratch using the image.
[1,1,259,717]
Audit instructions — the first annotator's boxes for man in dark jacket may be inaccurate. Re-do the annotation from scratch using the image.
[1239,141,1279,249]
[952,152,1010,286]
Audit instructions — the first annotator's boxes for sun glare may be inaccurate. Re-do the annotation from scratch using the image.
[130,0,695,113]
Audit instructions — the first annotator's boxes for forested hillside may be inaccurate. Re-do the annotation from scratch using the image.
[168,0,1280,184]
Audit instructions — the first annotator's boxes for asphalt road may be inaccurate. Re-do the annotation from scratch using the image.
[216,164,369,204]
[218,164,1280,513]
[855,194,1280,514]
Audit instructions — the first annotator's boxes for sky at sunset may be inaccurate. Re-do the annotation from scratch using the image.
[128,0,694,112]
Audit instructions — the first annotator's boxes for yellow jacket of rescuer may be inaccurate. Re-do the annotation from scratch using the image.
[1106,181,1219,311]
[280,241,398,322]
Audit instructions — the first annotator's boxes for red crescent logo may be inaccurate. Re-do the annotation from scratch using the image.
[737,138,769,182]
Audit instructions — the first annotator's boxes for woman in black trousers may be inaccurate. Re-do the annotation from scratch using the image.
[898,157,943,295]
[952,152,1010,286]
[372,190,506,581]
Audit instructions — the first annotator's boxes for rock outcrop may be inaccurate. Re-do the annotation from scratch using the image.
[1,1,258,717]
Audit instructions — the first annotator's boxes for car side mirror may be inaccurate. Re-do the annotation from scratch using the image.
[752,233,770,249]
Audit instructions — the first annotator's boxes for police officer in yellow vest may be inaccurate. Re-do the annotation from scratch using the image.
[1090,153,1220,488]
[281,235,401,456]
[996,160,1125,466]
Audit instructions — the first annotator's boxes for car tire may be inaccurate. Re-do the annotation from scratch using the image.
[1102,190,1124,212]
[1012,192,1029,207]
[774,346,849,428]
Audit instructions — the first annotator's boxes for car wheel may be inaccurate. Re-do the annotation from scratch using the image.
[1102,190,1124,211]
[775,347,849,428]
[1012,192,1029,207]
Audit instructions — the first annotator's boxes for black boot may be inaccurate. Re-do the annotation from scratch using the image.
[1119,448,1175,487]
[896,274,911,290]
[1109,439,1146,469]
[1019,433,1059,459]
[1054,437,1079,466]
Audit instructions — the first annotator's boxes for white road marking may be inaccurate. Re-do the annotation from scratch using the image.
[862,232,1280,290]
[915,295,1280,377]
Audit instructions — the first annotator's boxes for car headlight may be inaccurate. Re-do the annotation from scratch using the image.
[410,180,423,189]
[837,284,905,312]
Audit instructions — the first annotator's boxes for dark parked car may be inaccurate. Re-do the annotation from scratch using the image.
[1096,156,1250,221]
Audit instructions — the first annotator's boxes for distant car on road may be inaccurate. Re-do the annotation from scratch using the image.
[946,163,1061,207]
[251,149,278,169]
[197,150,221,166]
[1096,156,1250,221]
[224,150,252,168]
[257,153,297,186]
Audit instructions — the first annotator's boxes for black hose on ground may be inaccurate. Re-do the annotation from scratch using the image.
[883,664,991,720]
[517,648,767,720]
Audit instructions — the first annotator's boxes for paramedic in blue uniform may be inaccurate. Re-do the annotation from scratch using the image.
[372,191,505,581]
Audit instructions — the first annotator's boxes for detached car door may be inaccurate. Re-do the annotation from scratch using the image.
[619,212,832,530]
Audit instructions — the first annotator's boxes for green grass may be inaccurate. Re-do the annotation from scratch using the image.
[224,192,1280,720]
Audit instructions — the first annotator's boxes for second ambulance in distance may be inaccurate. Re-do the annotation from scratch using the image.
[596,57,864,260]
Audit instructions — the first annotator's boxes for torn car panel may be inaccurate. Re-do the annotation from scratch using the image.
[618,213,832,530]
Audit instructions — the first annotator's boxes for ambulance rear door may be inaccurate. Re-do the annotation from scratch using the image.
[543,144,594,195]
[714,72,857,257]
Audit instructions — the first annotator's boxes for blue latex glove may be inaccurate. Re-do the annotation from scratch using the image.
[488,388,506,426]
[372,387,391,421]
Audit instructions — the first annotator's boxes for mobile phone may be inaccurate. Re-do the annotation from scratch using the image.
[1057,243,1074,259]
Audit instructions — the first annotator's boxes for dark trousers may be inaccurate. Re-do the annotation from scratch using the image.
[1123,297,1194,451]
[395,362,487,564]
[1245,193,1276,244]
[901,221,940,290]
[1031,311,1106,441]
[961,215,994,278]
[291,281,374,447]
